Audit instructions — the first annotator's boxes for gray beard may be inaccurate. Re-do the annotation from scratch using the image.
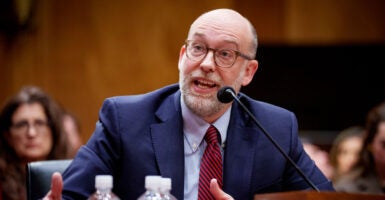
[179,64,246,119]
[181,86,225,118]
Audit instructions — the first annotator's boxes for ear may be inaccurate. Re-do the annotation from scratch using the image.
[241,60,258,86]
[178,45,187,70]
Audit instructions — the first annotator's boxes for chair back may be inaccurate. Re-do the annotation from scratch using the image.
[26,159,72,200]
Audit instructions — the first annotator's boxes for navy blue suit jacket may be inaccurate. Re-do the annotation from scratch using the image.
[62,84,334,199]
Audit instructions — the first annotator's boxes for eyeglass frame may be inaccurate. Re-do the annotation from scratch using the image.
[184,40,254,68]
[10,119,50,135]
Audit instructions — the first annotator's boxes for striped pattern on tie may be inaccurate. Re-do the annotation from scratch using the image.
[198,125,223,200]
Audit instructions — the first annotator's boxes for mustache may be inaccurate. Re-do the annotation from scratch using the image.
[190,71,222,84]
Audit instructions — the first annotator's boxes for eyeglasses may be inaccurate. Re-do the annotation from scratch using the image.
[10,119,49,135]
[185,40,253,68]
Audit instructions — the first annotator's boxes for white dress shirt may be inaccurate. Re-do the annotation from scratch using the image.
[181,96,231,200]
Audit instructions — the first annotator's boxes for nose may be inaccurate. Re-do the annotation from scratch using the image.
[26,125,38,137]
[200,50,216,72]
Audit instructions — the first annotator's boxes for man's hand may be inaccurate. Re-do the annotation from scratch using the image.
[42,172,63,200]
[210,179,234,200]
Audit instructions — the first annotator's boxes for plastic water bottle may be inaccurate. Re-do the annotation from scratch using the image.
[159,178,177,200]
[88,175,120,200]
[137,175,162,200]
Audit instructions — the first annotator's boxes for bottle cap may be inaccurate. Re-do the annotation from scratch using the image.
[95,175,113,189]
[161,177,172,191]
[144,175,162,190]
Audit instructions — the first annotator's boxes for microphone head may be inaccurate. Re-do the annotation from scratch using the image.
[217,86,235,103]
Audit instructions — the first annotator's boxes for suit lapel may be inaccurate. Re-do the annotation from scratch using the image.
[223,102,260,199]
[150,92,185,200]
[148,90,261,199]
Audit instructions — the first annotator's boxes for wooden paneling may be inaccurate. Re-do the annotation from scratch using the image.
[1,0,384,142]
[236,0,385,44]
[0,1,234,142]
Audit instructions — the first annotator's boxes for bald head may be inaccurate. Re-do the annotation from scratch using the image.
[188,9,258,58]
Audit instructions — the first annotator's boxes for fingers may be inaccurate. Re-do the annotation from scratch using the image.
[42,172,63,200]
[51,172,63,196]
[210,179,234,200]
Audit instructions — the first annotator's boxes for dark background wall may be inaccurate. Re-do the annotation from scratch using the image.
[243,45,385,145]
[1,0,385,144]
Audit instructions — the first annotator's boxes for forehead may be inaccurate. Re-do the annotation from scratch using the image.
[12,103,47,121]
[339,136,362,148]
[188,10,251,47]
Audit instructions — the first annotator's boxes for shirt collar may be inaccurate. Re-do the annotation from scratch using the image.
[181,96,231,147]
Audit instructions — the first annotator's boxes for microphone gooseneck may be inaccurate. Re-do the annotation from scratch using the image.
[217,86,320,192]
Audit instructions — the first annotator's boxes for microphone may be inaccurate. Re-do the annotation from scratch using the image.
[217,86,320,192]
[217,87,234,103]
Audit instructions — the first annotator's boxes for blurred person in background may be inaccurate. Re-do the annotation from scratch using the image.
[0,86,70,200]
[62,111,82,157]
[302,139,334,180]
[329,126,364,184]
[334,103,385,194]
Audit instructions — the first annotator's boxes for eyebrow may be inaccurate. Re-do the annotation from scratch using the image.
[190,32,240,48]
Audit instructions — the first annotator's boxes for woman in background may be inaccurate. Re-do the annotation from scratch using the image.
[329,126,364,184]
[0,86,70,200]
[334,103,385,194]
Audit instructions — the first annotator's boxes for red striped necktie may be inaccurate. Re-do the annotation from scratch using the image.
[198,125,223,200]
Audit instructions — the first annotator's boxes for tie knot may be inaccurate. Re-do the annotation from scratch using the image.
[205,125,219,144]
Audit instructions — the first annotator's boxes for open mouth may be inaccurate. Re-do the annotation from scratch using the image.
[194,79,218,89]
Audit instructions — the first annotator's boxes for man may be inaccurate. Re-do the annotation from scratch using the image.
[44,8,334,200]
